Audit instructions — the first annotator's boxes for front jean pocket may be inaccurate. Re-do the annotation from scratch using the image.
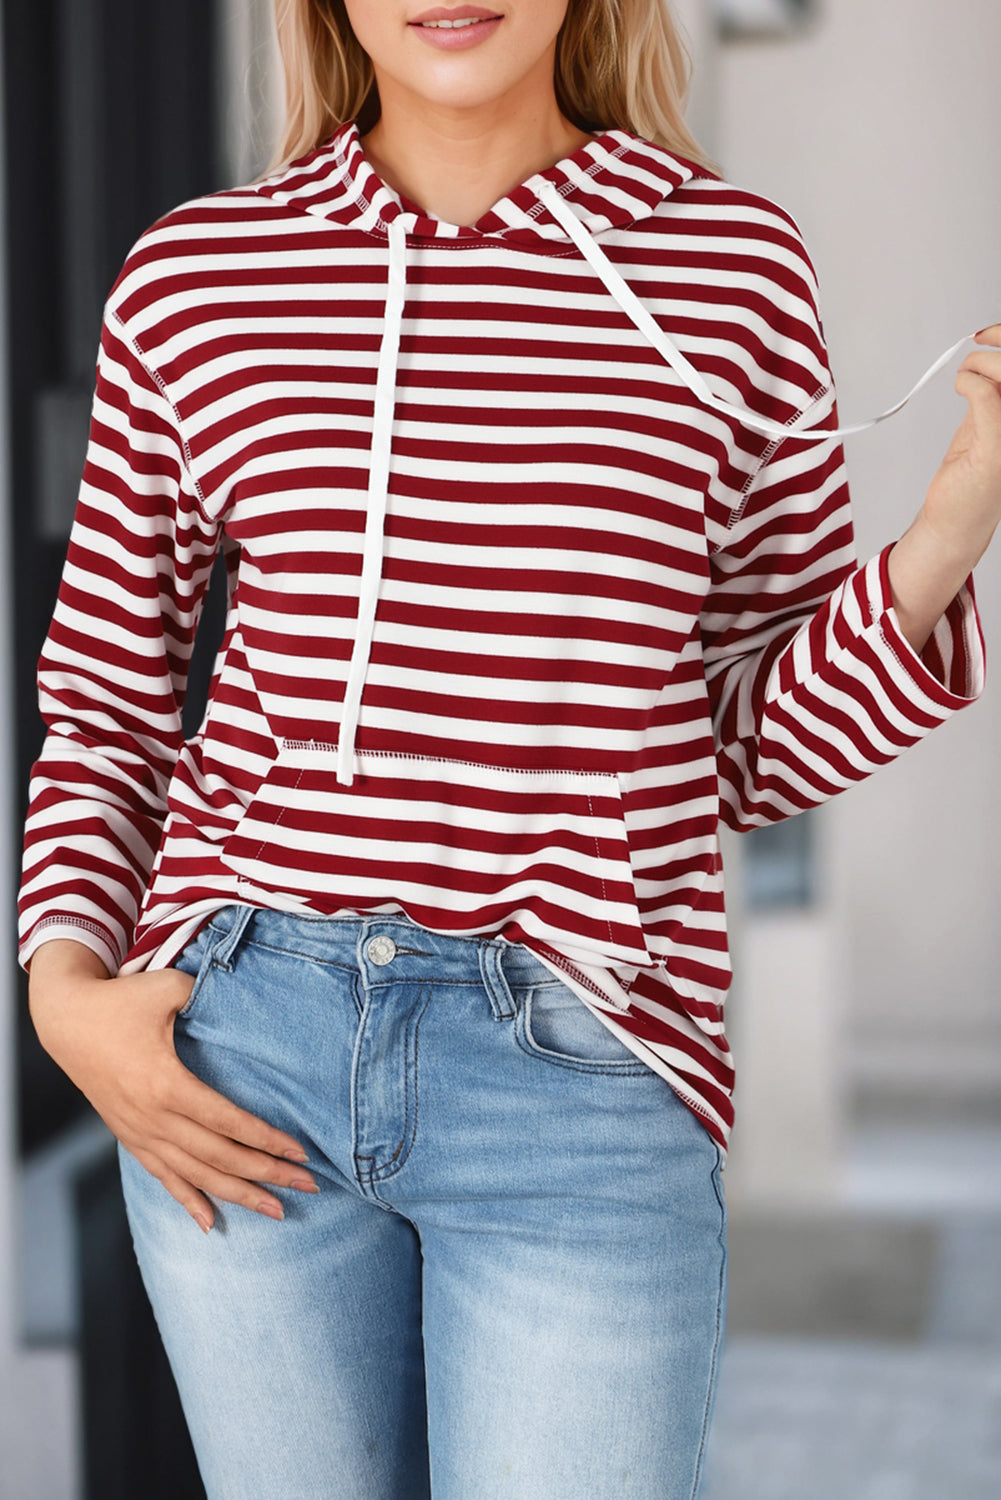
[514,981,652,1074]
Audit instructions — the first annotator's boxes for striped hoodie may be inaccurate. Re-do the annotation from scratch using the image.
[18,122,985,1152]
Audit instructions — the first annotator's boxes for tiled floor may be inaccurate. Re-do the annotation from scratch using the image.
[700,1121,1001,1499]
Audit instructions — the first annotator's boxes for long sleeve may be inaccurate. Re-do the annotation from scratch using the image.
[18,309,222,973]
[702,414,985,832]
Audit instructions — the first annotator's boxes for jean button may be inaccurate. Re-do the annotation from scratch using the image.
[366,935,397,966]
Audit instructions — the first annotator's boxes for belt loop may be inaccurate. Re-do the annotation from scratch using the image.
[211,904,256,972]
[478,940,517,1021]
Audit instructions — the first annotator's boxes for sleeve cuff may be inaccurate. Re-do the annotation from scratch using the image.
[863,541,986,713]
[19,916,121,977]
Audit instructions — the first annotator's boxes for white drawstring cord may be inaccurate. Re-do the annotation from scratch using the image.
[336,214,408,787]
[537,179,998,444]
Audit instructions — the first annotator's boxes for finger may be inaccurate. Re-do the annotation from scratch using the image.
[130,1146,217,1234]
[959,350,1001,384]
[156,1112,320,1193]
[160,1058,311,1163]
[955,368,1001,416]
[147,1139,291,1222]
[974,323,1001,345]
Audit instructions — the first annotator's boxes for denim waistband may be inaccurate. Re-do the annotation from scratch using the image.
[202,903,563,997]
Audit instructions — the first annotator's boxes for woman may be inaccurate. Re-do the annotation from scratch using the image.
[20,1,999,1496]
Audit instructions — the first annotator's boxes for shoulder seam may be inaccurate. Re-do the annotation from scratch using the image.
[107,307,214,525]
[709,378,834,551]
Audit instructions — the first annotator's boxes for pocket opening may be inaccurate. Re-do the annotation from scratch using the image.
[515,982,652,1073]
[221,744,654,972]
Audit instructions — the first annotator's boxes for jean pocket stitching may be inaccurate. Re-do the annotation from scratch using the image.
[515,985,650,1074]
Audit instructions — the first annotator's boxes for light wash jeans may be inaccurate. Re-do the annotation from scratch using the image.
[118,904,728,1499]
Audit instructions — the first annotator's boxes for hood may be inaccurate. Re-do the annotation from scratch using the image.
[253,122,923,788]
[257,119,701,247]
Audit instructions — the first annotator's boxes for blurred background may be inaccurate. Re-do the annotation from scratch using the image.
[0,0,998,1495]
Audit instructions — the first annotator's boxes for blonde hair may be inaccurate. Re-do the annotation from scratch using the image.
[266,0,717,176]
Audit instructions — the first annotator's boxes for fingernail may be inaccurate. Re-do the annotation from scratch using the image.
[283,1149,309,1163]
[193,1212,212,1235]
[290,1177,319,1194]
[258,1200,285,1221]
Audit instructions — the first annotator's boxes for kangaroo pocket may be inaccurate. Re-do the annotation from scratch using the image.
[220,742,653,969]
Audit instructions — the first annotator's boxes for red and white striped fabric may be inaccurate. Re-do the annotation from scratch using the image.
[18,121,985,1153]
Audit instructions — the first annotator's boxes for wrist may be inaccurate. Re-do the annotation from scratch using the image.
[28,940,111,1034]
[910,503,993,574]
[886,516,975,657]
[28,938,112,985]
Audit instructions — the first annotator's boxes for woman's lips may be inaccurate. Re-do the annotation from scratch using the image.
[408,12,503,51]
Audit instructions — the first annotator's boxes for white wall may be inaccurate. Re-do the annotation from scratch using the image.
[673,0,721,153]
[715,0,1001,1109]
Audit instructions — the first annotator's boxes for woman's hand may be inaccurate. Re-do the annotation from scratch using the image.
[28,939,318,1234]
[888,325,1001,655]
